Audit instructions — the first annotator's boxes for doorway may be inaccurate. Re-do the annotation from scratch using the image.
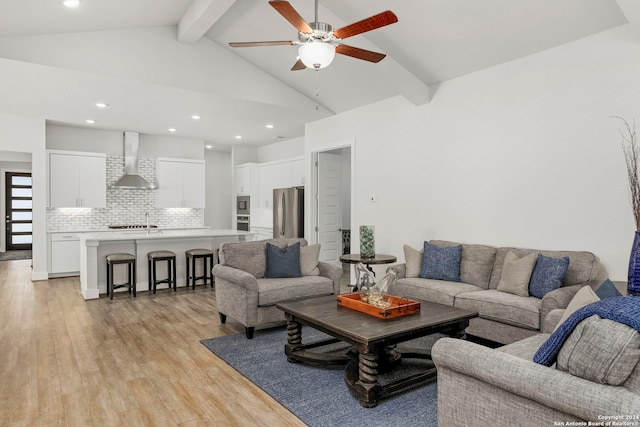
[311,143,353,265]
[5,172,33,251]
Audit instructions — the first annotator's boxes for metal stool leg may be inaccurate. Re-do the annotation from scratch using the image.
[110,262,115,300]
[132,260,136,297]
[172,258,177,291]
[186,254,190,289]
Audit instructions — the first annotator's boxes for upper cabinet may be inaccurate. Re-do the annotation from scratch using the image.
[235,158,305,210]
[235,163,259,196]
[259,161,293,209]
[155,158,205,208]
[48,150,106,208]
[290,158,305,187]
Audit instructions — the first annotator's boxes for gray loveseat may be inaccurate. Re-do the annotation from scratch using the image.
[213,238,343,338]
[432,315,640,426]
[389,240,601,344]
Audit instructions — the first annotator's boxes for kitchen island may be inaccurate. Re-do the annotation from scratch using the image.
[80,229,253,300]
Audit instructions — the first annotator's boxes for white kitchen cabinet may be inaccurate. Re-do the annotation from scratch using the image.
[48,151,106,208]
[49,233,80,275]
[290,158,305,186]
[235,163,259,196]
[260,161,293,209]
[155,158,205,208]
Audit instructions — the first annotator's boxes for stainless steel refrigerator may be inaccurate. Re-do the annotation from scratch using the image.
[273,187,304,238]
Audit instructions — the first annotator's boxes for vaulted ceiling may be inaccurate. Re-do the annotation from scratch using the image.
[0,0,631,148]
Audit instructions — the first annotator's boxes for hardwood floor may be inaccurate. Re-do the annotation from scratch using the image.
[0,260,307,426]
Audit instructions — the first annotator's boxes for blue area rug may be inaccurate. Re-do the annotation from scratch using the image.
[201,327,439,426]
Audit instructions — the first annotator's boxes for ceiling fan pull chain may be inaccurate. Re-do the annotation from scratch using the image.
[315,67,320,110]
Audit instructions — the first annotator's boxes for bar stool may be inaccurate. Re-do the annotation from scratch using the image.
[147,250,177,294]
[185,248,215,289]
[105,253,136,300]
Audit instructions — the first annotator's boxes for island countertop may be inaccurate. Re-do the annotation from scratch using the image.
[81,228,253,243]
[79,229,254,300]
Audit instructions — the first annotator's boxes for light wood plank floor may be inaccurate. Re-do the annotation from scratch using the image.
[0,260,308,426]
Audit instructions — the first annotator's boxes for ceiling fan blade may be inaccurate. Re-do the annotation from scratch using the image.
[335,44,386,63]
[229,41,295,48]
[291,58,306,71]
[333,10,398,39]
[269,1,313,34]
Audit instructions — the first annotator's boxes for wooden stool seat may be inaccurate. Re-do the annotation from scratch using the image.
[106,253,136,300]
[148,250,177,294]
[186,248,215,289]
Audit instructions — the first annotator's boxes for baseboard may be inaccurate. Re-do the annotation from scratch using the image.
[31,271,48,281]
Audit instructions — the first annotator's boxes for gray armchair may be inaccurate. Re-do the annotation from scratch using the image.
[213,238,343,338]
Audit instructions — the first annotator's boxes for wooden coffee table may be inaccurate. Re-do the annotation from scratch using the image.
[276,295,478,408]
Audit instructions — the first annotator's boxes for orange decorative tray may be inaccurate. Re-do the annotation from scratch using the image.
[336,293,421,319]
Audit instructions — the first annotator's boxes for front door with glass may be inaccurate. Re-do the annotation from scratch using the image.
[5,172,32,251]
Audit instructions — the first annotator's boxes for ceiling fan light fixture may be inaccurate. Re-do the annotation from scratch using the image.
[298,41,335,69]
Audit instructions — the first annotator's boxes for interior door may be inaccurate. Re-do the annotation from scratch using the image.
[5,172,33,251]
[316,153,341,264]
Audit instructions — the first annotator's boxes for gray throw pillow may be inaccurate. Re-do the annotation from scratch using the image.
[557,315,640,385]
[403,244,423,278]
[554,286,600,332]
[265,242,301,278]
[496,251,537,297]
[300,244,320,276]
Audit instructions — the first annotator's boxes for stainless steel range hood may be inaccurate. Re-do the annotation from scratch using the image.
[111,132,157,190]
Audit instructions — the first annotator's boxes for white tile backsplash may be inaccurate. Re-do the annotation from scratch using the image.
[47,156,204,231]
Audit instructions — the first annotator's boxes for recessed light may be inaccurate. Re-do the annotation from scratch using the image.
[168,128,177,132]
[95,102,108,108]
[205,145,212,149]
[266,124,274,129]
[191,115,201,120]
[234,135,242,139]
[62,0,81,8]
[86,119,96,124]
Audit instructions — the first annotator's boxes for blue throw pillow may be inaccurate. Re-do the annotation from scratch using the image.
[419,241,462,282]
[529,254,570,298]
[265,242,301,278]
[595,279,623,299]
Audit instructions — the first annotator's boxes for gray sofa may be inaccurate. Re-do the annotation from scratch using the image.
[432,319,640,426]
[213,238,343,338]
[389,240,601,344]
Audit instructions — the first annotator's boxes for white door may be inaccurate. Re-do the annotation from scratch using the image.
[317,153,341,264]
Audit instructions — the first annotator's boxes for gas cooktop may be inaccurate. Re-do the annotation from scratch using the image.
[108,225,158,229]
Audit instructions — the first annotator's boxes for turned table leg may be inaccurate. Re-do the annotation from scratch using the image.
[355,351,381,408]
[285,319,302,363]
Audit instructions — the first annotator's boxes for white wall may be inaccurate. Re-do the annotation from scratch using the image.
[205,150,232,229]
[0,114,47,280]
[306,23,640,280]
[257,137,304,163]
[46,124,204,160]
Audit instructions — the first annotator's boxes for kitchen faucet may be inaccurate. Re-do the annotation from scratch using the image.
[145,212,150,230]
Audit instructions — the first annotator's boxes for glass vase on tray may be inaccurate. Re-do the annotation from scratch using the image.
[355,262,397,309]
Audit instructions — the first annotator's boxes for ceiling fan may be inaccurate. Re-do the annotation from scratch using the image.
[229,0,398,71]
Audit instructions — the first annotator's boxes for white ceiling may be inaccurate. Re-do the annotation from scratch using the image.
[0,0,630,148]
